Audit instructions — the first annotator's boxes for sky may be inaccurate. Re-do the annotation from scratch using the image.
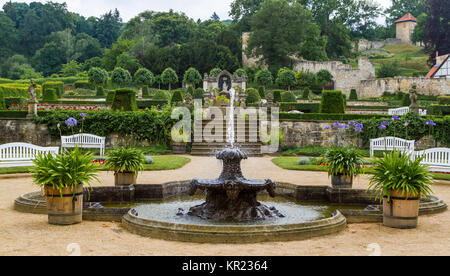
[0,0,393,23]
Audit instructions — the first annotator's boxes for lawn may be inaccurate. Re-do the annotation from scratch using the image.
[272,157,450,181]
[0,155,190,175]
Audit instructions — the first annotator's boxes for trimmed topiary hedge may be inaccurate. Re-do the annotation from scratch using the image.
[320,90,346,114]
[0,83,42,99]
[171,90,184,105]
[0,89,5,110]
[111,88,137,111]
[153,90,171,101]
[43,81,64,98]
[281,91,296,102]
[142,86,150,98]
[42,88,58,102]
[193,88,205,104]
[302,88,310,100]
[280,103,320,113]
[74,80,94,90]
[271,90,283,103]
[106,91,116,104]
[349,89,358,101]
[137,100,169,109]
[279,113,390,121]
[96,86,105,97]
[258,86,265,99]
[429,105,450,116]
[246,88,261,105]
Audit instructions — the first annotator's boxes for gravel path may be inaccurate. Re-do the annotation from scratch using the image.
[0,156,449,256]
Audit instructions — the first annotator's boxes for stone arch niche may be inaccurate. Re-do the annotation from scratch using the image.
[203,70,247,96]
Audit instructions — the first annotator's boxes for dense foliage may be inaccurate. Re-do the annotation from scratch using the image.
[323,148,364,177]
[106,147,145,175]
[111,88,137,111]
[320,90,346,114]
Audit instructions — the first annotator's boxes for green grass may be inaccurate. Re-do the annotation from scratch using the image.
[0,155,190,175]
[272,157,450,181]
[357,44,429,77]
[282,146,376,158]
[78,145,173,156]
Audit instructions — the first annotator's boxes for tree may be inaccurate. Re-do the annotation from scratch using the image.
[151,10,197,47]
[161,67,178,91]
[316,69,333,86]
[233,68,247,79]
[210,68,222,77]
[229,0,265,32]
[73,33,103,63]
[60,60,82,77]
[377,62,400,78]
[111,67,132,88]
[88,67,108,92]
[325,23,352,59]
[95,9,122,48]
[385,0,426,25]
[134,68,155,87]
[102,39,134,71]
[211,12,220,21]
[247,0,323,73]
[116,53,141,75]
[32,42,67,76]
[423,0,449,65]
[255,69,273,90]
[0,12,18,64]
[412,13,427,44]
[183,68,202,88]
[276,68,296,90]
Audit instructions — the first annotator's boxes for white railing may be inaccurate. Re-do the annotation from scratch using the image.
[414,148,450,173]
[388,107,427,116]
[0,143,59,162]
[370,136,415,157]
[61,134,106,156]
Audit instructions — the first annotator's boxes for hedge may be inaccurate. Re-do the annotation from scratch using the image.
[74,80,94,90]
[96,86,105,97]
[33,108,177,145]
[0,89,5,110]
[280,103,320,113]
[5,97,26,108]
[142,86,150,98]
[0,83,42,99]
[106,91,116,104]
[429,105,450,116]
[281,91,296,102]
[246,88,261,105]
[42,88,58,102]
[42,81,64,98]
[349,89,358,101]
[41,100,109,105]
[137,100,169,109]
[346,105,392,110]
[111,88,138,111]
[279,113,390,121]
[271,90,283,103]
[320,90,345,114]
[438,96,450,105]
[171,90,184,104]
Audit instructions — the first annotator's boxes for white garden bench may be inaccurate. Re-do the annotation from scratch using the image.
[414,148,450,173]
[370,136,415,157]
[388,107,427,116]
[61,134,106,156]
[0,143,59,168]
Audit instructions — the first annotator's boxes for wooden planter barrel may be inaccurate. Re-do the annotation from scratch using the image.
[331,174,353,189]
[172,143,186,154]
[383,190,420,229]
[115,172,136,186]
[45,184,83,225]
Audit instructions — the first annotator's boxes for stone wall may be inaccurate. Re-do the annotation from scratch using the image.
[359,77,450,98]
[281,121,360,148]
[355,38,402,51]
[293,58,376,96]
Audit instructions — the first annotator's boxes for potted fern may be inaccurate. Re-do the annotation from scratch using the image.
[106,147,145,186]
[368,151,433,229]
[323,148,364,189]
[31,148,100,225]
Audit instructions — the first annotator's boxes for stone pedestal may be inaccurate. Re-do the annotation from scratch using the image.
[138,88,143,99]
[26,100,38,119]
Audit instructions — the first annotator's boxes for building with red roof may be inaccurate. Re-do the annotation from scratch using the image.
[395,13,417,44]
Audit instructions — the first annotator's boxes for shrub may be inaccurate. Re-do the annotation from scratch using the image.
[193,88,205,104]
[137,100,169,109]
[186,86,195,95]
[0,90,5,110]
[153,90,171,101]
[258,86,265,99]
[276,68,296,90]
[42,81,64,98]
[106,91,116,104]
[142,85,150,98]
[245,88,261,105]
[106,147,145,175]
[302,88,310,100]
[281,91,296,102]
[183,68,202,87]
[377,62,400,78]
[255,69,273,89]
[96,86,105,97]
[279,103,320,113]
[74,80,94,90]
[438,96,450,105]
[349,89,358,101]
[5,97,26,108]
[320,90,346,114]
[210,68,222,77]
[42,88,58,102]
[402,93,411,106]
[171,90,184,104]
[233,68,247,79]
[298,157,311,165]
[271,90,283,103]
[323,148,364,177]
[111,88,137,111]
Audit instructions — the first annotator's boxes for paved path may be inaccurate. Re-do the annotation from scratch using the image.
[0,156,449,256]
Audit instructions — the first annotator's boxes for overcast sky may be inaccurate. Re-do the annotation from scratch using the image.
[1,0,392,23]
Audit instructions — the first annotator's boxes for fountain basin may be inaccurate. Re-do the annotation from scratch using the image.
[122,207,346,244]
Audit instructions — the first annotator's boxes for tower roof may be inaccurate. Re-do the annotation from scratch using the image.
[395,13,417,23]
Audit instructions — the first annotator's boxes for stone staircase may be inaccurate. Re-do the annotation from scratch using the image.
[191,116,262,156]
